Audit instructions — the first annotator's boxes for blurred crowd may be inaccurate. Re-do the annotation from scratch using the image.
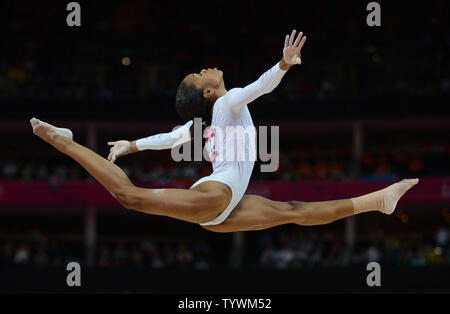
[271,148,448,182]
[257,227,450,269]
[0,1,448,120]
[1,143,448,182]
[0,228,212,270]
[1,225,449,270]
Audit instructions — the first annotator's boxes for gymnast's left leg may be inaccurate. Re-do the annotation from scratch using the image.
[29,118,230,224]
[202,178,419,233]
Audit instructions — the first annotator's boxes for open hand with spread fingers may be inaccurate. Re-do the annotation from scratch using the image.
[283,29,307,65]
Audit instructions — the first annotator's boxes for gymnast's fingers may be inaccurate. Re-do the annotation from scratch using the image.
[289,29,296,46]
[293,31,303,47]
[298,36,307,50]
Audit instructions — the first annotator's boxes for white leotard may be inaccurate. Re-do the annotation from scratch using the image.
[136,61,287,225]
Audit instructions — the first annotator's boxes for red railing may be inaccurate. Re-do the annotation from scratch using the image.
[0,178,448,212]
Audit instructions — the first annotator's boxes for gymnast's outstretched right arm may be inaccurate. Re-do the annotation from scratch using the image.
[107,120,193,163]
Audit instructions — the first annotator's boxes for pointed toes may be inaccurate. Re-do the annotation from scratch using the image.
[30,118,39,128]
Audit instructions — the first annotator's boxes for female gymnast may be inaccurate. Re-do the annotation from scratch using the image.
[30,29,418,233]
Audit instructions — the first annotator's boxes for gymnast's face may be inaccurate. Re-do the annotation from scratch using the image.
[184,68,224,101]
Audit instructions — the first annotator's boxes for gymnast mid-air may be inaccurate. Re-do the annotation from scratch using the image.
[30,29,418,233]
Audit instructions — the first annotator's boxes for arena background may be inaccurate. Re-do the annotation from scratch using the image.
[0,0,449,295]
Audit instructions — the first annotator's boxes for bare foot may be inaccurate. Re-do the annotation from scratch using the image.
[30,118,73,144]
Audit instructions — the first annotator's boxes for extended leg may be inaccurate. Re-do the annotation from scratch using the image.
[30,118,229,224]
[202,179,419,233]
[202,195,352,232]
[202,195,307,232]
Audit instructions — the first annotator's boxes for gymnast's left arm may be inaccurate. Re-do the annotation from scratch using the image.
[226,29,307,114]
[107,120,193,163]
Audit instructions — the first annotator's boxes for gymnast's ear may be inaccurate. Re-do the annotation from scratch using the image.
[203,88,214,101]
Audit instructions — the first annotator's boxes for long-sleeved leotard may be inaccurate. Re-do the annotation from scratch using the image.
[192,61,287,225]
[134,62,287,225]
[135,62,287,152]
[225,61,287,115]
[135,120,193,151]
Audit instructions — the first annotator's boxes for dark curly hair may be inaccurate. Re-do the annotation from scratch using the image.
[175,80,213,125]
